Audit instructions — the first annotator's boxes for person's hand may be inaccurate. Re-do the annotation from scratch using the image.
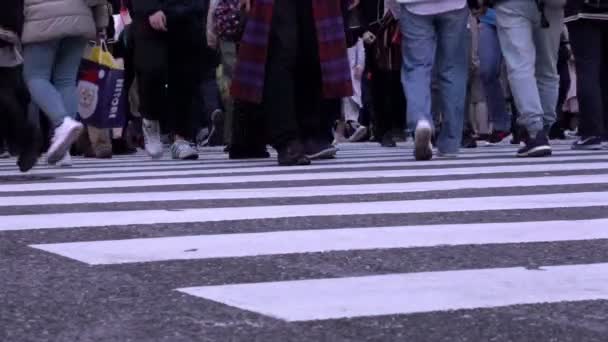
[240,0,252,12]
[471,4,488,17]
[362,31,376,45]
[149,11,167,31]
[96,30,107,43]
[354,66,364,80]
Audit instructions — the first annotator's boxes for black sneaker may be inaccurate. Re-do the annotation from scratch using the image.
[487,130,511,144]
[229,145,271,159]
[571,136,603,151]
[277,140,311,166]
[17,124,43,172]
[304,140,338,160]
[380,132,397,148]
[461,133,477,148]
[548,124,566,140]
[0,141,9,159]
[517,131,552,158]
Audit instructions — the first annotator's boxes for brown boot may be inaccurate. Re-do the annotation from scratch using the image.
[87,125,112,159]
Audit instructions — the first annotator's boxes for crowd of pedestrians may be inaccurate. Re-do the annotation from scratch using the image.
[0,0,607,171]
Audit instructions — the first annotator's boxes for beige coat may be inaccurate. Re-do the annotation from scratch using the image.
[22,0,109,44]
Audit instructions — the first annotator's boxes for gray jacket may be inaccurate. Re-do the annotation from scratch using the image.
[22,0,109,44]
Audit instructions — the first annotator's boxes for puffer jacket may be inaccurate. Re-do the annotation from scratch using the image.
[22,0,109,44]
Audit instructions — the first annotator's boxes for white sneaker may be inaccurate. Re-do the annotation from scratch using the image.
[142,119,163,159]
[47,117,84,165]
[57,152,73,167]
[171,140,199,160]
[348,125,368,143]
[414,120,433,161]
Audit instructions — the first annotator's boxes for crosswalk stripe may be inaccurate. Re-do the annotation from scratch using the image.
[0,144,591,170]
[6,142,608,325]
[3,162,608,193]
[176,262,608,321]
[7,154,588,176]
[70,155,608,180]
[9,151,602,177]
[30,219,608,265]
[2,191,608,231]
[4,174,608,206]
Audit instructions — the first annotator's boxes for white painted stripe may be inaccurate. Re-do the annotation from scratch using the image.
[5,174,608,206]
[2,162,608,193]
[72,155,608,180]
[176,262,608,321]
[31,219,608,265]
[7,151,583,177]
[0,149,540,172]
[2,191,608,231]
[0,147,600,173]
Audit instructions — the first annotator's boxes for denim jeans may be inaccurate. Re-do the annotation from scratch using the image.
[23,37,86,127]
[399,7,469,154]
[495,0,563,136]
[478,22,511,132]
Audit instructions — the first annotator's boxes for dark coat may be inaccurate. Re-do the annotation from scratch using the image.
[0,0,25,36]
[131,0,205,20]
[231,0,353,104]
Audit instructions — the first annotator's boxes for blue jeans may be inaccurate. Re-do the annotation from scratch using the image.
[479,22,511,132]
[495,0,563,136]
[399,7,469,154]
[23,37,87,127]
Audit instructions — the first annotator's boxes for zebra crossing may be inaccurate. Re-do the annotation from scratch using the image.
[2,142,608,340]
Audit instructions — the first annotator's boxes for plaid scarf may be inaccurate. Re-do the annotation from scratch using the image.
[231,0,353,103]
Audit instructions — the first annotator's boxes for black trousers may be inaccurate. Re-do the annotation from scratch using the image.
[569,19,608,138]
[0,66,35,151]
[263,0,332,148]
[133,16,204,139]
[371,68,406,138]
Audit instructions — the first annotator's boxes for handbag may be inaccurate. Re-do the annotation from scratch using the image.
[374,12,402,72]
[213,0,247,42]
[77,40,127,129]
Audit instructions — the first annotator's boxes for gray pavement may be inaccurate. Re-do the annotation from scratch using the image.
[1,142,608,342]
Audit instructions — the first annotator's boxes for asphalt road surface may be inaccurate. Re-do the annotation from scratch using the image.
[2,142,608,342]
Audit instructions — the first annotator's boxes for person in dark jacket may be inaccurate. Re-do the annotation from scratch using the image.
[566,0,608,150]
[232,0,353,166]
[359,0,405,148]
[0,0,42,172]
[131,0,207,160]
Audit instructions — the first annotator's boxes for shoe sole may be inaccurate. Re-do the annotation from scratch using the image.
[571,144,603,151]
[414,126,433,161]
[517,146,552,158]
[348,127,368,143]
[306,147,339,160]
[172,152,199,161]
[279,157,311,166]
[146,148,164,159]
[47,124,84,165]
